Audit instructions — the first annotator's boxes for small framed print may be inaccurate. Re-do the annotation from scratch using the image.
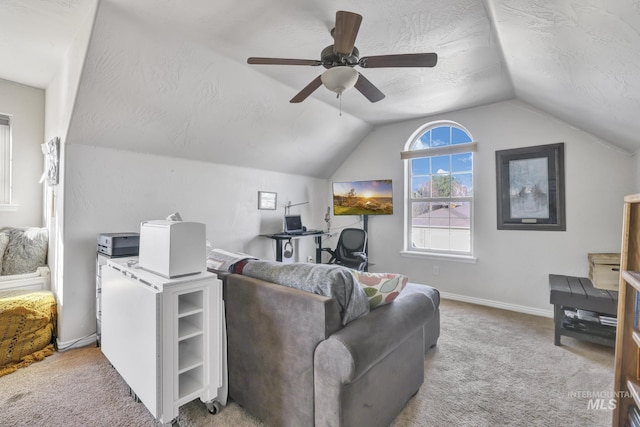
[496,142,565,231]
[258,191,277,210]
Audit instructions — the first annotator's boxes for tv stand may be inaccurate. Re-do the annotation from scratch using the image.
[548,274,617,347]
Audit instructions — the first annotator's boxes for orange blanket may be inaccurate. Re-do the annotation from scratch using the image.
[0,290,56,377]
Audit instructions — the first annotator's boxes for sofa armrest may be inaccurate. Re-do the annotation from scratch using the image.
[224,274,342,426]
[314,292,433,426]
[314,292,432,384]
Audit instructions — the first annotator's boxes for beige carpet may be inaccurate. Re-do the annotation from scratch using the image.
[0,299,614,426]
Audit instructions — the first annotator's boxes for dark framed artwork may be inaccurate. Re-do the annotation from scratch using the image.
[258,191,277,210]
[495,142,565,231]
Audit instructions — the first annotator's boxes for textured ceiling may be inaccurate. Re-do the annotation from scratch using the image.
[0,0,95,88]
[1,0,639,178]
[491,0,640,153]
[100,0,514,126]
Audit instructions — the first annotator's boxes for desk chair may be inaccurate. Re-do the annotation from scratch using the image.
[322,228,368,271]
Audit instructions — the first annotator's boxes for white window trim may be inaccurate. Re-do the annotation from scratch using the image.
[400,141,477,159]
[0,114,12,206]
[402,121,475,259]
[400,250,477,263]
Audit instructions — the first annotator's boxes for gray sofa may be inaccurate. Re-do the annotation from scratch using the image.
[222,269,440,426]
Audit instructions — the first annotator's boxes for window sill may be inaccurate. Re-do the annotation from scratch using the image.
[400,250,477,264]
[0,204,18,212]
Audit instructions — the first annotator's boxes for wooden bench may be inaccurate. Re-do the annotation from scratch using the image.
[549,274,618,347]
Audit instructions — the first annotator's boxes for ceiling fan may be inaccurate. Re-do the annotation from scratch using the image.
[247,10,438,104]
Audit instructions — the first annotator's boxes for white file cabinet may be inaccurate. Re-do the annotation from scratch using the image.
[101,258,227,425]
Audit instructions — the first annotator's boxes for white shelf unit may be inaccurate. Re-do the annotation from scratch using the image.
[101,258,227,426]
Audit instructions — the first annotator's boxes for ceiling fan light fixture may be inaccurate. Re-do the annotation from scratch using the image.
[321,66,359,95]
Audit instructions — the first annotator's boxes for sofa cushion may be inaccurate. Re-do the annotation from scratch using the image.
[352,271,408,309]
[240,260,370,325]
[1,228,48,275]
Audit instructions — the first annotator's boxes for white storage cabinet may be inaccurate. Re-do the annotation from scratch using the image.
[101,258,226,425]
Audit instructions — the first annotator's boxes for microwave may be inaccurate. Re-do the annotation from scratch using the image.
[139,220,206,278]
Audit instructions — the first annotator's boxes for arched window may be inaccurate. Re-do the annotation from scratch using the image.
[402,121,475,257]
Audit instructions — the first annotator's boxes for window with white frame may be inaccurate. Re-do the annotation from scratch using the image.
[402,121,475,256]
[0,114,11,205]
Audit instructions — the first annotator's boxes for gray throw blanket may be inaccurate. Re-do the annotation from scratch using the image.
[241,260,370,325]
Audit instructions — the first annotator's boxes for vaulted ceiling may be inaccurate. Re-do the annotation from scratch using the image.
[2,1,639,178]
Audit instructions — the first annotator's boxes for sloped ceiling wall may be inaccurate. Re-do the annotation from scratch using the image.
[64,0,516,179]
[490,1,640,153]
[66,1,372,178]
[0,0,94,88]
[3,1,639,177]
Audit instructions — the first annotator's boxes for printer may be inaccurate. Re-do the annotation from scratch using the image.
[97,232,140,257]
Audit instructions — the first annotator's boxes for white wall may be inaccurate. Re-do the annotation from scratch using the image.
[331,100,636,315]
[0,79,44,227]
[52,0,344,346]
[59,144,328,344]
[43,0,98,347]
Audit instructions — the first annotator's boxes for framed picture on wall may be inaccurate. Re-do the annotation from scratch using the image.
[41,136,60,186]
[258,191,277,210]
[495,142,565,231]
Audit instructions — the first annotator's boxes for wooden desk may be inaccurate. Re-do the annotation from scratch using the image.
[261,232,325,263]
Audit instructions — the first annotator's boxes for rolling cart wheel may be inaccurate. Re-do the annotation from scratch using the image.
[205,400,222,415]
[129,388,140,403]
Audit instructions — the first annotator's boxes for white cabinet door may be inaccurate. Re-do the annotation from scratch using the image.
[102,266,161,417]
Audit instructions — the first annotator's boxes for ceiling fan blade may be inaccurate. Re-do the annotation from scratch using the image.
[290,76,323,103]
[354,73,385,103]
[248,57,322,66]
[359,53,438,68]
[333,11,362,56]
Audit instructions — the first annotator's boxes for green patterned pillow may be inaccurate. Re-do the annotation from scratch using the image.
[352,271,408,309]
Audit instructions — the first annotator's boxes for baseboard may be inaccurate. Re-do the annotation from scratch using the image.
[56,334,97,352]
[439,291,554,318]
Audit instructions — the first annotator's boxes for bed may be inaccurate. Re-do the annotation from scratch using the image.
[0,227,56,377]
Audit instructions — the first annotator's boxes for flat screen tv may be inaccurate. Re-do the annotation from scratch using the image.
[332,179,393,216]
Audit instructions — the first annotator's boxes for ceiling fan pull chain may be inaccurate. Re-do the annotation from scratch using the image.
[339,93,343,116]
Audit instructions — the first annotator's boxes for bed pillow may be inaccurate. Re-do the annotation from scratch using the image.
[0,232,8,273]
[2,227,48,275]
[352,271,408,309]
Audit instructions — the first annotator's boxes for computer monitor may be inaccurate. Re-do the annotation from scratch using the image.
[284,214,303,233]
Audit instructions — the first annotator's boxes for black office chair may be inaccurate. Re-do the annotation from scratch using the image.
[322,228,368,271]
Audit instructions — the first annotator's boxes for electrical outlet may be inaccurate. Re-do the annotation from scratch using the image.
[307,256,313,263]
[433,265,440,276]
